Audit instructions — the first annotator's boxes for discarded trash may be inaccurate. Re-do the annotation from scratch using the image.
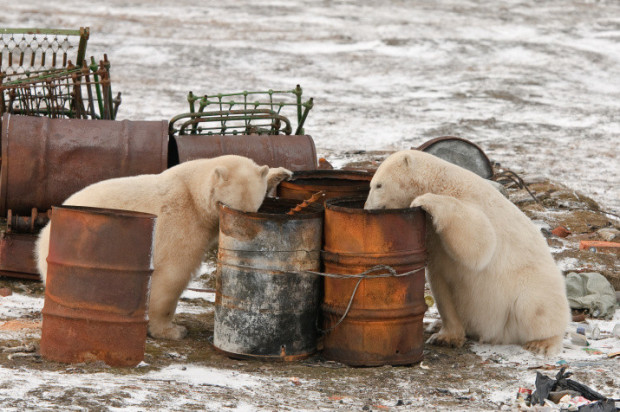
[170,134,317,171]
[570,332,589,346]
[321,198,427,366]
[516,387,532,406]
[0,27,89,77]
[171,85,313,136]
[551,225,571,238]
[40,205,156,367]
[612,323,620,339]
[277,170,373,203]
[214,198,323,361]
[415,136,494,179]
[424,294,435,307]
[0,114,168,216]
[1,56,120,120]
[579,240,620,254]
[531,367,616,411]
[286,191,326,215]
[0,287,11,297]
[565,272,617,319]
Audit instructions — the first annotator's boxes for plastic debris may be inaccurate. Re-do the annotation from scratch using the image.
[551,225,571,238]
[565,272,617,319]
[531,367,616,411]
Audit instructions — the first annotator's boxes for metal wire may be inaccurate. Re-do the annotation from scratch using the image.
[217,260,427,335]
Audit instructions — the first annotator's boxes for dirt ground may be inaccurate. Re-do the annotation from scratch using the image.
[1,158,618,411]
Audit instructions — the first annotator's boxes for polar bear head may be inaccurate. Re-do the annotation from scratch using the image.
[364,150,435,210]
[208,156,292,213]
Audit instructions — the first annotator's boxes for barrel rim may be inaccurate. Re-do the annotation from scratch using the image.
[218,198,324,220]
[287,169,373,181]
[325,196,424,215]
[53,205,157,221]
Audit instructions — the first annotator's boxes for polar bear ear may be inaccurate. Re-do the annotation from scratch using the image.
[402,152,414,168]
[259,165,269,178]
[213,166,229,182]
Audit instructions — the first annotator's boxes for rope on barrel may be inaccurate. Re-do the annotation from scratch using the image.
[217,261,426,335]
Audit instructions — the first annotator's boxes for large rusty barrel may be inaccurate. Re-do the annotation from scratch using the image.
[322,198,427,366]
[277,170,373,202]
[172,134,317,171]
[0,114,168,216]
[40,205,156,367]
[214,198,323,360]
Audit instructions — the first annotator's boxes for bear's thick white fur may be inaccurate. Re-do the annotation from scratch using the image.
[365,150,570,356]
[35,155,292,340]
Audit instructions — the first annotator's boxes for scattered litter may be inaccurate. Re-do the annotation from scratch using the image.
[551,225,571,238]
[565,272,617,319]
[529,367,617,411]
[581,348,604,356]
[612,324,620,338]
[1,343,37,353]
[0,287,12,297]
[579,240,620,254]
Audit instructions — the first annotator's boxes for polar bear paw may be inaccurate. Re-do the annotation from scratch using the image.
[523,335,562,357]
[426,330,466,348]
[148,323,188,340]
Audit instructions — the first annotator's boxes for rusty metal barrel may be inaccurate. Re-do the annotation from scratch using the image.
[172,134,317,171]
[214,198,323,361]
[40,205,156,367]
[321,198,427,366]
[277,170,373,202]
[0,113,168,216]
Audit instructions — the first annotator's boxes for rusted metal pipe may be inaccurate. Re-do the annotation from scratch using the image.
[214,198,323,361]
[40,205,156,367]
[321,198,427,366]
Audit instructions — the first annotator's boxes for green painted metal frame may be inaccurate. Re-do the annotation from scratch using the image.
[170,85,313,136]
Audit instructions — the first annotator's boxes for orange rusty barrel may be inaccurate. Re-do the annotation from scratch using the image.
[40,205,156,367]
[172,134,317,171]
[277,170,373,202]
[214,198,323,360]
[322,198,427,366]
[0,113,168,216]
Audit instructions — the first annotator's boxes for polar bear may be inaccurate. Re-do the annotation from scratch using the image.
[35,155,292,340]
[364,150,570,356]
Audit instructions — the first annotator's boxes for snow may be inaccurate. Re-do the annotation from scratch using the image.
[1,0,619,409]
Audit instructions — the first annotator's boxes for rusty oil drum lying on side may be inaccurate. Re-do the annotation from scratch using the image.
[214,198,323,360]
[0,113,168,216]
[40,205,156,367]
[277,169,373,202]
[322,198,427,366]
[172,134,317,171]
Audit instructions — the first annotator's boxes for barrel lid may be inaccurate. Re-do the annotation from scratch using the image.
[415,136,493,179]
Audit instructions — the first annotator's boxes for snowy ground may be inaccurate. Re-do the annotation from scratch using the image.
[2,0,619,214]
[1,1,619,411]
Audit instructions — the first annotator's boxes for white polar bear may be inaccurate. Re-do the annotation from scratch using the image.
[364,150,570,356]
[35,155,292,340]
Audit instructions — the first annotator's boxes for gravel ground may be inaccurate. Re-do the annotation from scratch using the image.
[1,1,619,411]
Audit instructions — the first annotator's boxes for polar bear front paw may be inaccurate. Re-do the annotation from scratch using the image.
[426,330,466,348]
[148,323,188,340]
